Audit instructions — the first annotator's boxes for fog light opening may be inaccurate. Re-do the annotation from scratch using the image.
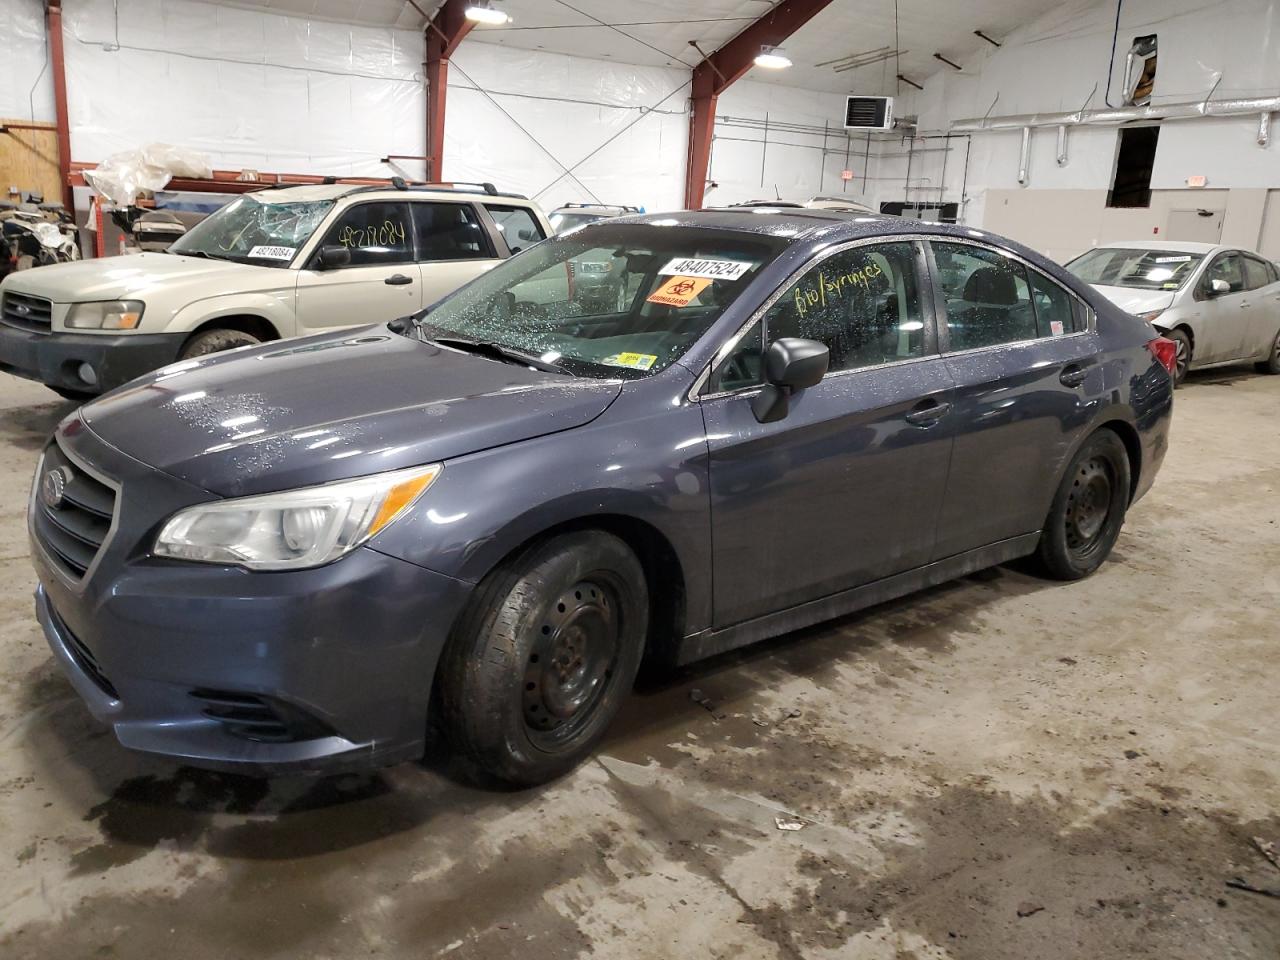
[77,363,99,386]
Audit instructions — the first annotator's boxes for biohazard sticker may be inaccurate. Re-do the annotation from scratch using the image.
[646,275,713,307]
[658,257,753,280]
[602,352,658,370]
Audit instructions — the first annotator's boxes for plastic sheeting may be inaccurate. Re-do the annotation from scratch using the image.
[62,0,425,178]
[83,143,214,205]
[1,0,55,122]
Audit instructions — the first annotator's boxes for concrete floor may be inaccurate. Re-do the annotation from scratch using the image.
[0,368,1277,960]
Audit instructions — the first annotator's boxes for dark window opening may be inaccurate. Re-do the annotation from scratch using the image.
[1108,126,1159,209]
[878,201,960,223]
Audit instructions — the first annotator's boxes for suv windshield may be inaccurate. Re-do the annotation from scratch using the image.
[414,224,787,378]
[1066,247,1205,290]
[169,195,334,267]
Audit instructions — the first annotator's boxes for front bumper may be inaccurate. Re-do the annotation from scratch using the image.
[31,421,473,775]
[0,324,183,394]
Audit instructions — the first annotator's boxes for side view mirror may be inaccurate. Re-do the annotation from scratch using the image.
[750,337,829,424]
[516,228,539,243]
[316,244,351,270]
[1208,277,1230,295]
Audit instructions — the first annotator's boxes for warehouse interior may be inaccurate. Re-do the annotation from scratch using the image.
[1,0,1279,958]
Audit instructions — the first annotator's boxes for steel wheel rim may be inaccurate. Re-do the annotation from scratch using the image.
[523,578,619,748]
[1064,456,1114,557]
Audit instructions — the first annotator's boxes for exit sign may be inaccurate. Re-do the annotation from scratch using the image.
[840,169,854,181]
[1186,175,1208,188]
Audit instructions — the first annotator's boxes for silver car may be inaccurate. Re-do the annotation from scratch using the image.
[1066,241,1280,386]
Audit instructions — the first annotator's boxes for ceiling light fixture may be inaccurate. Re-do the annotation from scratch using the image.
[753,45,792,69]
[464,2,511,25]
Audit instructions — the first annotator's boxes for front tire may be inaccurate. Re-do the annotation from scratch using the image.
[1033,429,1131,581]
[1165,328,1191,387]
[437,531,648,786]
[1255,326,1280,375]
[179,328,261,360]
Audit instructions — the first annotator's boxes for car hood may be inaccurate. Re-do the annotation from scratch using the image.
[2,252,289,303]
[1087,284,1177,316]
[80,328,623,497]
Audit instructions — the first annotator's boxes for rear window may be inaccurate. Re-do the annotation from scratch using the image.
[1066,248,1205,290]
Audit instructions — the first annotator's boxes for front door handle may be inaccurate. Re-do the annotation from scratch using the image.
[1060,364,1089,388]
[904,399,951,426]
[385,274,414,286]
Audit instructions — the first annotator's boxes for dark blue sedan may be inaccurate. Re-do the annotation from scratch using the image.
[29,210,1176,785]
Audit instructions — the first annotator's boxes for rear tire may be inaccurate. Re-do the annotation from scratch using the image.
[437,530,648,787]
[1165,328,1191,387]
[1033,429,1131,581]
[179,328,261,360]
[49,386,95,403]
[1255,326,1280,375]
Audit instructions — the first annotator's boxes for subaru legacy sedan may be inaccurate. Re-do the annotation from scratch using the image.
[30,211,1175,786]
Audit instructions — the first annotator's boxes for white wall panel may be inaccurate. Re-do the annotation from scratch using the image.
[1,0,55,122]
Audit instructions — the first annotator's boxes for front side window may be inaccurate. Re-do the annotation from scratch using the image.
[1202,253,1244,295]
[763,242,925,373]
[412,203,491,261]
[1066,247,1204,291]
[415,224,786,379]
[485,205,546,253]
[168,195,334,267]
[318,201,413,266]
[934,242,1038,349]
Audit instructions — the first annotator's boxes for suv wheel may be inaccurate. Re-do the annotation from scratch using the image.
[1033,429,1131,581]
[180,328,261,359]
[437,530,648,786]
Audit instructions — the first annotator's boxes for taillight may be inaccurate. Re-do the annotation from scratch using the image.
[1147,337,1177,375]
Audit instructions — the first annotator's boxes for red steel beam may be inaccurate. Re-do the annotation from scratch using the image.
[46,0,74,210]
[684,0,836,209]
[425,0,476,182]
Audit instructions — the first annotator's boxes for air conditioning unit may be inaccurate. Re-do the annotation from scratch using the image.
[844,96,894,130]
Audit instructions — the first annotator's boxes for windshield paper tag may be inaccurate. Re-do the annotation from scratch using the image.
[1154,255,1192,262]
[248,245,296,261]
[647,275,712,307]
[603,352,657,371]
[658,257,752,280]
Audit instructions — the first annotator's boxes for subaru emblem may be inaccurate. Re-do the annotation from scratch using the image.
[40,466,72,509]
[14,302,30,316]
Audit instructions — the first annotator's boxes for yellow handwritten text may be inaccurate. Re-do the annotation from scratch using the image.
[793,260,884,318]
[337,219,407,249]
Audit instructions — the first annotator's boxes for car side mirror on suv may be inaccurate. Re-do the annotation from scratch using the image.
[750,337,829,424]
[316,244,352,270]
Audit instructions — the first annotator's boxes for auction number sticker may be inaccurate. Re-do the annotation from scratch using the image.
[248,245,297,261]
[647,275,713,307]
[602,352,657,371]
[658,257,753,280]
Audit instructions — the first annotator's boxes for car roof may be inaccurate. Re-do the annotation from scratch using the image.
[552,204,640,214]
[609,207,911,239]
[248,183,534,204]
[1089,240,1224,255]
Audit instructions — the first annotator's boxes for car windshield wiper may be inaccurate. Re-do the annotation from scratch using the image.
[431,336,568,374]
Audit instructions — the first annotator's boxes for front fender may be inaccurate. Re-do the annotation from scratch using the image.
[164,289,297,337]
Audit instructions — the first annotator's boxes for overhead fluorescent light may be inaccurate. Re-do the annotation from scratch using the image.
[464,2,510,25]
[754,46,792,69]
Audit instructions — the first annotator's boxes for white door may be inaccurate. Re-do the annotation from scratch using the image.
[1194,252,1255,362]
[294,200,422,335]
[1166,209,1224,245]
[408,201,503,307]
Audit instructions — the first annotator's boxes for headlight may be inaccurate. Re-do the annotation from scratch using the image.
[154,463,441,570]
[66,300,145,330]
[1136,309,1165,323]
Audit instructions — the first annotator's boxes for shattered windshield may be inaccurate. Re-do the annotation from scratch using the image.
[412,223,787,379]
[168,195,334,267]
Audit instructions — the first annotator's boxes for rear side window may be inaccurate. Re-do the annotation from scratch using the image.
[485,205,546,254]
[412,203,491,262]
[318,201,412,266]
[1028,270,1083,336]
[1242,255,1272,290]
[763,241,926,373]
[933,242,1039,349]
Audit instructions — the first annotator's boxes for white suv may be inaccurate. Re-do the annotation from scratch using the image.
[0,182,551,398]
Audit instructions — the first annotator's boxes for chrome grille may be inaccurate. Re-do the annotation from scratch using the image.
[1,292,53,333]
[32,443,117,581]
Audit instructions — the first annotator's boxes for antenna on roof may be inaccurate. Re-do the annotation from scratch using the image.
[390,176,408,191]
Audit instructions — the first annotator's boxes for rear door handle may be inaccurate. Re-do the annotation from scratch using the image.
[385,274,414,286]
[1060,364,1089,388]
[904,399,951,426]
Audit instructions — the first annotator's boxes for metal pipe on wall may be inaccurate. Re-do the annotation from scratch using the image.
[951,93,1280,132]
[1056,124,1068,166]
[1259,111,1273,147]
[1017,126,1031,185]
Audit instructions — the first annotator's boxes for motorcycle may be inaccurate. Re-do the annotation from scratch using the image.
[0,195,80,279]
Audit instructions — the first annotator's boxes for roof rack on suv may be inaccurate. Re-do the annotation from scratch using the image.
[558,202,642,212]
[338,181,528,200]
